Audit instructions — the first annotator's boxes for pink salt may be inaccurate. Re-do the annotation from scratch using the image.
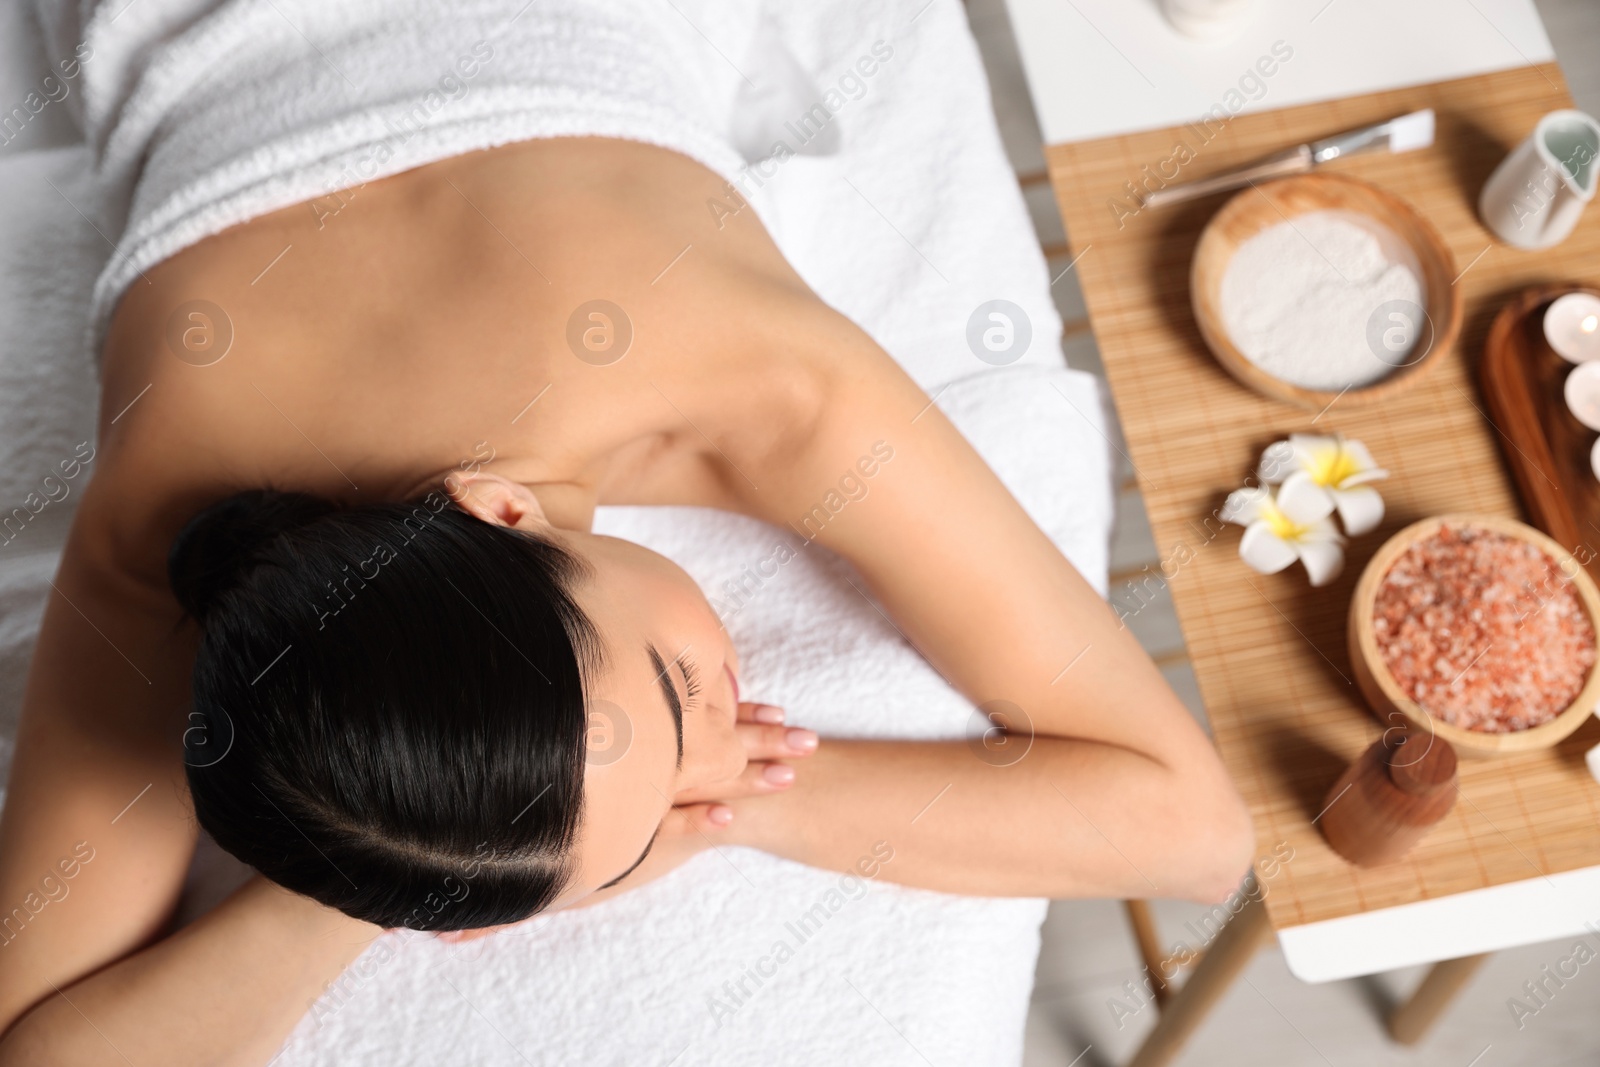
[1371,523,1595,732]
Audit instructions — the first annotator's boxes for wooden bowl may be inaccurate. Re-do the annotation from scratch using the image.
[1191,173,1461,411]
[1348,514,1600,757]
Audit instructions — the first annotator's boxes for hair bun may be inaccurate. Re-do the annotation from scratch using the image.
[168,490,337,622]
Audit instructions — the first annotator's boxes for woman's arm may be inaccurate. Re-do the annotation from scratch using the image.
[0,460,376,1064]
[0,459,397,1065]
[728,739,1247,903]
[0,877,380,1067]
[0,480,202,1041]
[735,319,1255,903]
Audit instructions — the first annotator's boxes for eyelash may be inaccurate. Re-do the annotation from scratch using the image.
[678,657,703,708]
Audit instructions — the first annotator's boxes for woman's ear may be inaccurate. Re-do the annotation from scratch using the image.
[445,471,553,534]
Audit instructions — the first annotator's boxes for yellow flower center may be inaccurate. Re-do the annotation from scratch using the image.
[1306,444,1358,488]
[1261,499,1308,542]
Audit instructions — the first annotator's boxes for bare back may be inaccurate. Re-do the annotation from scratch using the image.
[98,137,843,546]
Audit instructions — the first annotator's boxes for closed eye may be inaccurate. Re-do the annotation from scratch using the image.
[678,655,702,709]
[647,644,690,769]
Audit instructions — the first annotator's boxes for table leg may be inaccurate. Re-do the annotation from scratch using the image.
[1123,900,1173,1009]
[1386,953,1490,1046]
[1126,892,1272,1067]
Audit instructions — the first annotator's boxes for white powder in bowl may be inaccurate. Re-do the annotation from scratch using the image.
[1218,210,1425,391]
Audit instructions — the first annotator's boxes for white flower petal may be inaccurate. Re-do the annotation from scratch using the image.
[1339,466,1390,488]
[1277,471,1337,525]
[1289,433,1337,467]
[1341,438,1379,472]
[1332,485,1385,536]
[1221,485,1272,526]
[1292,518,1344,547]
[1297,516,1345,543]
[1239,522,1299,574]
[1296,537,1346,587]
[1257,440,1297,484]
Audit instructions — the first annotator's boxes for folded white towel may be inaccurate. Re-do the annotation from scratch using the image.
[63,0,763,356]
[2,2,1115,1063]
[0,145,103,773]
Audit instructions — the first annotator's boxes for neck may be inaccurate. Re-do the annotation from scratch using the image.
[391,465,600,533]
[391,339,756,532]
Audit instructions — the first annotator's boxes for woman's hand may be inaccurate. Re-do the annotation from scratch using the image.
[609,701,818,874]
[542,702,818,915]
[671,701,818,810]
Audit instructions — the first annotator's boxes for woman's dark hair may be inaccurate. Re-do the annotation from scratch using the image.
[168,488,601,931]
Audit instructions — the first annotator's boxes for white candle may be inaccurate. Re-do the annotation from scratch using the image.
[1544,292,1600,363]
[1566,361,1600,430]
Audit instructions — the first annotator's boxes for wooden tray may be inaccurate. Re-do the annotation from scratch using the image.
[1046,64,1600,932]
[1481,283,1600,580]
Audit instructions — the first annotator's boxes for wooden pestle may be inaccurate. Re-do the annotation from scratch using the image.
[1319,725,1458,867]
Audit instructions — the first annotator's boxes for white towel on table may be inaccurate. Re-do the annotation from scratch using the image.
[0,1,1115,1063]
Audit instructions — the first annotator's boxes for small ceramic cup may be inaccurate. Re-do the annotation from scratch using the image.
[1160,0,1255,40]
[1480,110,1600,249]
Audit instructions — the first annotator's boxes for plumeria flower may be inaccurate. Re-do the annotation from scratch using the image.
[1257,434,1390,537]
[1220,481,1346,587]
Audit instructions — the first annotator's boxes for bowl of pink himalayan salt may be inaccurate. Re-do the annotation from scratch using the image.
[1349,514,1600,757]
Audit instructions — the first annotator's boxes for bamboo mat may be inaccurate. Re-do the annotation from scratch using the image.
[1046,64,1600,930]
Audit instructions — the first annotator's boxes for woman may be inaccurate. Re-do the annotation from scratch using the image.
[0,8,1253,1066]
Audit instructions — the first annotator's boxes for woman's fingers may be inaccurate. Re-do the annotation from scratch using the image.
[733,704,817,758]
[736,721,818,761]
[672,759,799,806]
[666,703,815,807]
[660,801,737,838]
[736,701,786,725]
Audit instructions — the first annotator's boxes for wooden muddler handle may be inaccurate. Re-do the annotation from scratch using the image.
[1319,725,1458,867]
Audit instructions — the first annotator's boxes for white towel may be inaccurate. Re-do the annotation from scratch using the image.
[61,0,759,351]
[1,2,1115,1063]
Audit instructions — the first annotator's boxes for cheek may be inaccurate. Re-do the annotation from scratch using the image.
[711,729,749,784]
[685,700,746,784]
[717,708,748,775]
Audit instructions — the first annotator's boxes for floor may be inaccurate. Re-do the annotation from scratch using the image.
[962,1,1600,1064]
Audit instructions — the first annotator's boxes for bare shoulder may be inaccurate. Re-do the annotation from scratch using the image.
[88,302,336,589]
[702,289,923,520]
